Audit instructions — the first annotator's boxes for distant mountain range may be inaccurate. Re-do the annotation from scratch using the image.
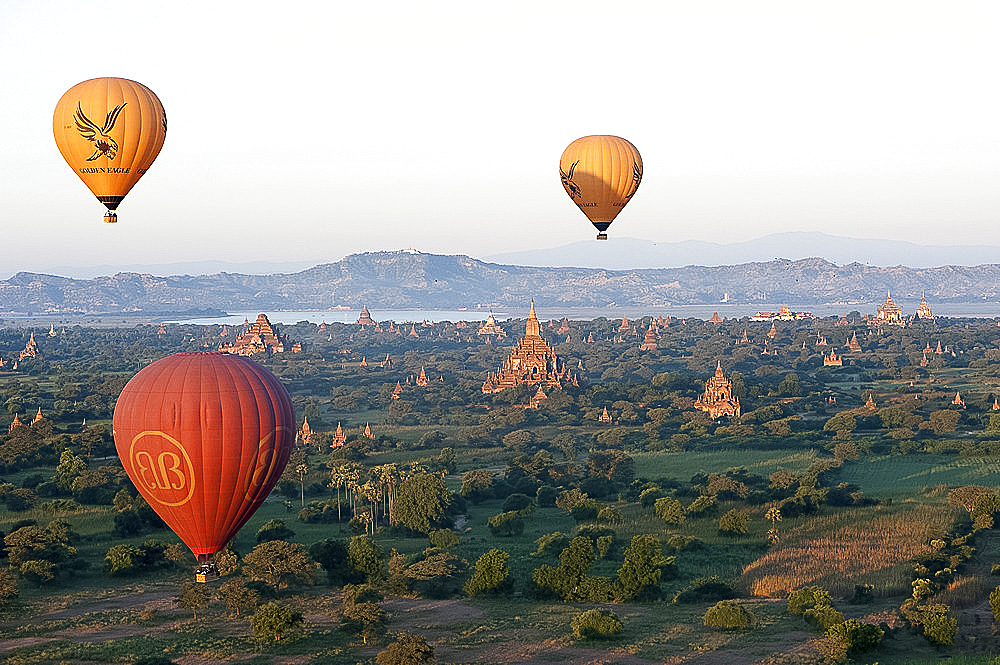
[486,232,1000,269]
[3,250,1000,316]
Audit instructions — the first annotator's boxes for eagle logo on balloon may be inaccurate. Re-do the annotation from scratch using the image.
[561,159,643,199]
[74,102,127,161]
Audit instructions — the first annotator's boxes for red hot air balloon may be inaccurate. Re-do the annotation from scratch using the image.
[112,352,295,563]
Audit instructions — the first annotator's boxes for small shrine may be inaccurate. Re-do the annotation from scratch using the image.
[598,406,612,423]
[823,350,843,367]
[331,423,347,448]
[639,326,658,351]
[416,367,429,387]
[846,331,862,353]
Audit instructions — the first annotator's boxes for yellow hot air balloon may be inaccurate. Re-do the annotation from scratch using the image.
[559,135,642,240]
[53,78,167,223]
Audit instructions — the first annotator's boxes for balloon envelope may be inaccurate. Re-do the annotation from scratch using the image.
[559,135,642,238]
[112,352,295,560]
[53,77,167,218]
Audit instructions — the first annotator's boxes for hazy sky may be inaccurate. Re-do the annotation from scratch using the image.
[3,0,1000,275]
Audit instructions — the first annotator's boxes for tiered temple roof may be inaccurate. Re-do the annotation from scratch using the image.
[876,291,904,325]
[915,294,935,320]
[477,311,507,338]
[356,306,376,327]
[219,314,295,356]
[482,301,573,394]
[694,362,741,419]
[18,333,38,361]
[639,325,658,351]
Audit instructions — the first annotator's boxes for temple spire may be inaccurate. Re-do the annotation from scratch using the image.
[525,299,541,337]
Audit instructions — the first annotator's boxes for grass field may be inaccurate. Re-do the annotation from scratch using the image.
[838,455,1000,497]
[631,448,821,482]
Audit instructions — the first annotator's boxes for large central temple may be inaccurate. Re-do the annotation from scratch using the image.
[482,301,572,394]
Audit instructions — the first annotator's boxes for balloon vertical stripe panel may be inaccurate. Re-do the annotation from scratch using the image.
[113,352,295,561]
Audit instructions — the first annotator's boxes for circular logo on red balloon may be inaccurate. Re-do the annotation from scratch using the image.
[128,431,196,507]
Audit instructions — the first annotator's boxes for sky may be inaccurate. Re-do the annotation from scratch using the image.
[3,0,1000,276]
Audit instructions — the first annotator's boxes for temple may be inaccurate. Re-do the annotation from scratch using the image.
[299,416,313,447]
[18,333,38,361]
[482,301,573,394]
[219,314,298,356]
[915,294,935,320]
[639,325,658,351]
[845,331,862,353]
[331,422,347,448]
[876,291,904,325]
[356,306,376,327]
[823,349,843,367]
[694,362,741,419]
[477,312,506,338]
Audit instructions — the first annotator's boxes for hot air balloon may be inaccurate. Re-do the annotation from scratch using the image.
[53,77,167,223]
[112,352,295,573]
[559,135,642,240]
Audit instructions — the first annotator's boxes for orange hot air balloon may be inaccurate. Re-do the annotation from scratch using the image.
[53,77,167,223]
[559,135,642,240]
[112,352,295,563]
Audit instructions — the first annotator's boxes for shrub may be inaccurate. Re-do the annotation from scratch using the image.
[787,586,832,614]
[376,633,435,665]
[464,549,511,596]
[818,620,883,661]
[487,510,524,537]
[571,499,601,523]
[703,600,755,630]
[718,509,751,534]
[428,528,460,549]
[571,608,623,640]
[673,576,736,603]
[536,485,558,506]
[533,532,569,557]
[654,496,685,524]
[639,486,663,508]
[851,583,875,604]
[991,585,1000,622]
[804,605,845,631]
[502,493,533,513]
[256,519,295,544]
[251,601,304,642]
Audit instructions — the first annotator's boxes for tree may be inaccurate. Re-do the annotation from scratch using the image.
[177,581,211,620]
[787,586,832,614]
[252,601,304,642]
[218,578,260,617]
[617,534,673,600]
[464,549,510,596]
[341,600,387,645]
[653,497,685,524]
[392,472,451,534]
[818,620,883,661]
[459,469,494,503]
[348,534,386,584]
[310,539,350,585]
[928,409,960,434]
[376,633,436,665]
[54,449,86,490]
[719,509,751,534]
[242,540,317,591]
[404,551,466,598]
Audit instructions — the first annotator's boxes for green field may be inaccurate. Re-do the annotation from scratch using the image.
[838,455,1000,497]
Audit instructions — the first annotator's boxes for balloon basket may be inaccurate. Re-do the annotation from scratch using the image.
[596,233,608,240]
[195,562,219,583]
[103,212,118,224]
